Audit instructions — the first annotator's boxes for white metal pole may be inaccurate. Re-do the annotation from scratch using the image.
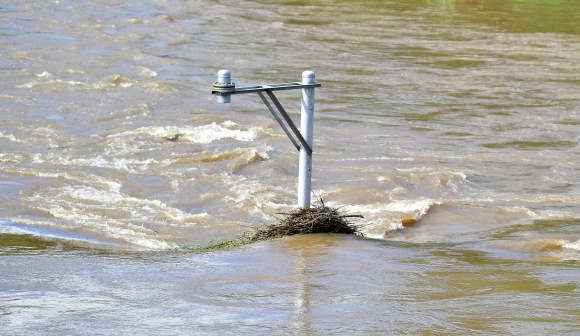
[298,71,315,207]
[217,69,231,103]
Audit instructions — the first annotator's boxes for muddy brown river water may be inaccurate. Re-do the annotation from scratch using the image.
[1,0,580,334]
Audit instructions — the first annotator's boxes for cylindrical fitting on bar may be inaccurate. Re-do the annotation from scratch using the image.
[215,69,233,103]
[218,69,231,84]
[302,70,316,84]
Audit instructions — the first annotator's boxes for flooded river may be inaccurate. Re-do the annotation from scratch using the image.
[1,0,579,334]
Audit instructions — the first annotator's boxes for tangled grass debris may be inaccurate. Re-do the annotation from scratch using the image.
[206,201,363,250]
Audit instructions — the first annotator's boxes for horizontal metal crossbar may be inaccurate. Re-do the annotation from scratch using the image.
[212,82,321,96]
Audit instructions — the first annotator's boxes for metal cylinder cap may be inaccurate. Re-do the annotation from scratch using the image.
[302,71,315,84]
[217,69,231,84]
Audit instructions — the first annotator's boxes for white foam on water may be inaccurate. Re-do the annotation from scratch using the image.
[9,215,175,250]
[51,185,206,223]
[496,206,538,217]
[396,167,441,173]
[47,144,270,175]
[378,170,472,201]
[0,131,23,143]
[16,74,166,92]
[343,156,414,161]
[377,176,394,182]
[562,239,580,251]
[223,173,269,205]
[100,222,178,250]
[139,67,158,78]
[16,82,37,88]
[162,122,258,143]
[512,194,580,204]
[213,170,295,222]
[535,239,580,261]
[41,152,171,173]
[383,199,435,215]
[107,121,260,144]
[338,198,438,239]
[0,166,122,192]
[484,205,580,223]
[534,210,579,219]
[112,157,158,171]
[408,170,468,190]
[36,71,53,77]
[169,179,179,193]
[394,168,468,183]
[16,79,87,88]
[15,185,207,249]
[0,153,21,164]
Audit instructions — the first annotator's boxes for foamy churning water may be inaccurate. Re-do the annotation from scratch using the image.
[1,119,277,248]
[1,0,580,260]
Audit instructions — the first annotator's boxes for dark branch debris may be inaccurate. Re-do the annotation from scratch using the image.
[206,203,364,249]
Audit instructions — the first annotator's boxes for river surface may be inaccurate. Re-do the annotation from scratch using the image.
[1,0,580,334]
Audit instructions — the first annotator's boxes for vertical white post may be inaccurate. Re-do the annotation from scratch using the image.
[217,69,231,103]
[298,71,315,208]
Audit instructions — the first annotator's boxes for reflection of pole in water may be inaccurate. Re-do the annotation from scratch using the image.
[294,242,312,333]
[282,234,339,335]
[288,235,339,333]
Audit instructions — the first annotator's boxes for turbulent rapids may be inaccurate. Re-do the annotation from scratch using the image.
[2,0,580,334]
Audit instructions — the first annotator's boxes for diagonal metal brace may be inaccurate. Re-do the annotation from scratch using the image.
[258,90,312,155]
[257,92,301,152]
